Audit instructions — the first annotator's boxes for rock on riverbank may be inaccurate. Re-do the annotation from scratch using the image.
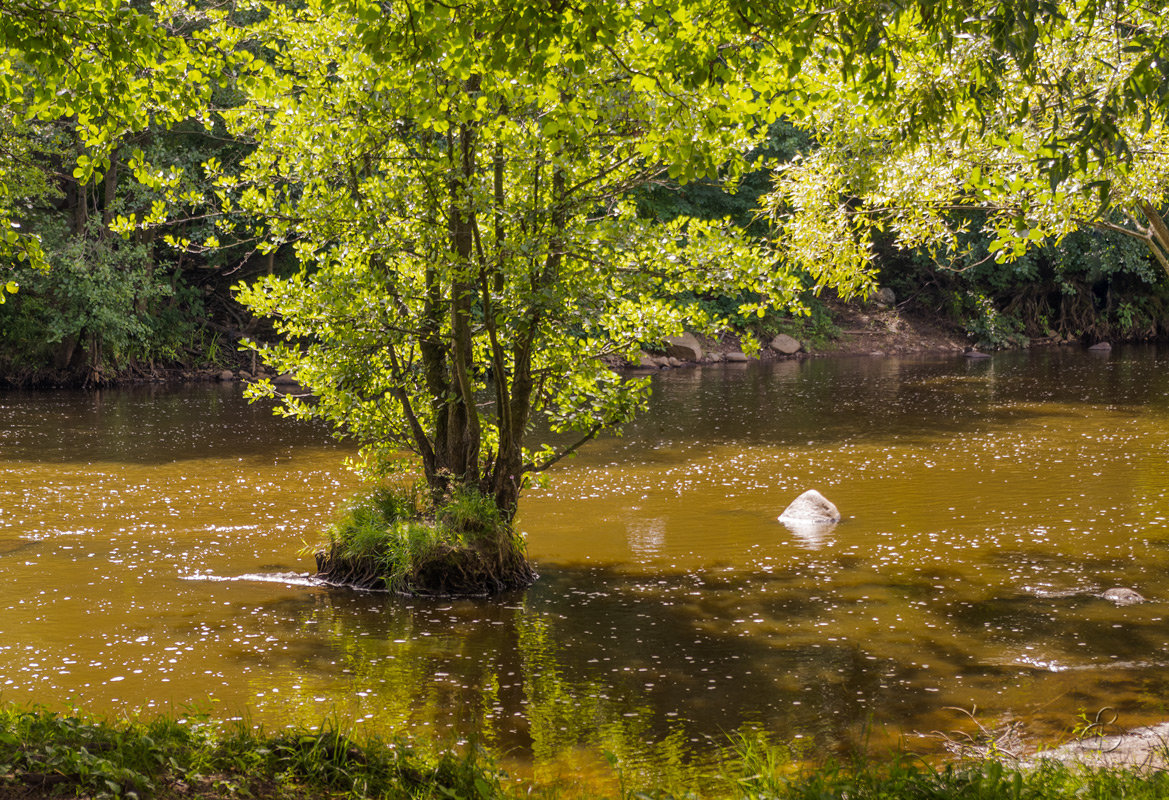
[1029,721,1169,770]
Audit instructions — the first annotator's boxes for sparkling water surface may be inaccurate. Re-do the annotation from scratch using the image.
[3,347,1169,782]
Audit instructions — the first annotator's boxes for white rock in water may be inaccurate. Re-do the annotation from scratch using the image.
[1102,587,1145,606]
[778,489,840,550]
[778,490,841,524]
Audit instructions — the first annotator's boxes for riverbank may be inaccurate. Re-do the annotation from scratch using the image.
[628,304,962,371]
[811,298,969,356]
[1,294,1150,388]
[1,706,1167,800]
[1030,721,1169,771]
[629,290,1158,372]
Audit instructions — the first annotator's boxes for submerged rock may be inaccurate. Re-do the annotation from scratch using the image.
[778,490,841,524]
[1101,587,1146,606]
[782,519,837,550]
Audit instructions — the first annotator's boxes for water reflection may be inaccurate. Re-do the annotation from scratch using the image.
[2,348,1169,781]
[0,383,338,464]
[779,518,838,550]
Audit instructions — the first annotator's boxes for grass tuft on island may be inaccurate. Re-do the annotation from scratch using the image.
[313,485,535,596]
[3,705,1169,800]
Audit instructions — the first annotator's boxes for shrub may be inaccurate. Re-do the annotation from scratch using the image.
[0,223,204,381]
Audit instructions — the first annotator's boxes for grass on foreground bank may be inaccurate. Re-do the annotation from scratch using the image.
[1,705,1168,800]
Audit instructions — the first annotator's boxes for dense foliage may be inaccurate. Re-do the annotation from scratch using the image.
[0,0,214,274]
[766,1,1169,294]
[1,0,1167,515]
[3,1,1167,383]
[0,0,260,382]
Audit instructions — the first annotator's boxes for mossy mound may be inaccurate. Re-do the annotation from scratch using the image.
[313,486,536,596]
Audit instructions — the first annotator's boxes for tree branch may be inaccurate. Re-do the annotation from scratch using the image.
[385,342,437,477]
[525,424,603,473]
[1138,202,1169,278]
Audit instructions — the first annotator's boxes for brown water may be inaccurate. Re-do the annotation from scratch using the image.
[3,348,1169,782]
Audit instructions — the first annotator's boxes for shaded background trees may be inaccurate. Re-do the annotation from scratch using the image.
[2,0,1168,388]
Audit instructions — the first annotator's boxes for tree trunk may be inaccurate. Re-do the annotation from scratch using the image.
[420,262,451,503]
[488,157,569,519]
[445,119,481,491]
[101,147,119,234]
[69,179,87,237]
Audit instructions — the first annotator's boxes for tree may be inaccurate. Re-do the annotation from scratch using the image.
[158,0,855,592]
[171,0,1169,592]
[758,1,1169,287]
[207,1,808,517]
[9,0,1167,587]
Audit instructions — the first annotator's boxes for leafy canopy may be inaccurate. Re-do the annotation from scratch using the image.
[759,1,1169,281]
[0,0,217,288]
[202,0,810,512]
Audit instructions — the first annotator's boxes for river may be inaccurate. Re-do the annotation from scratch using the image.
[2,347,1169,784]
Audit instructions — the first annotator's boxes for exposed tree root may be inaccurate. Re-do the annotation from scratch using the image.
[314,541,536,597]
